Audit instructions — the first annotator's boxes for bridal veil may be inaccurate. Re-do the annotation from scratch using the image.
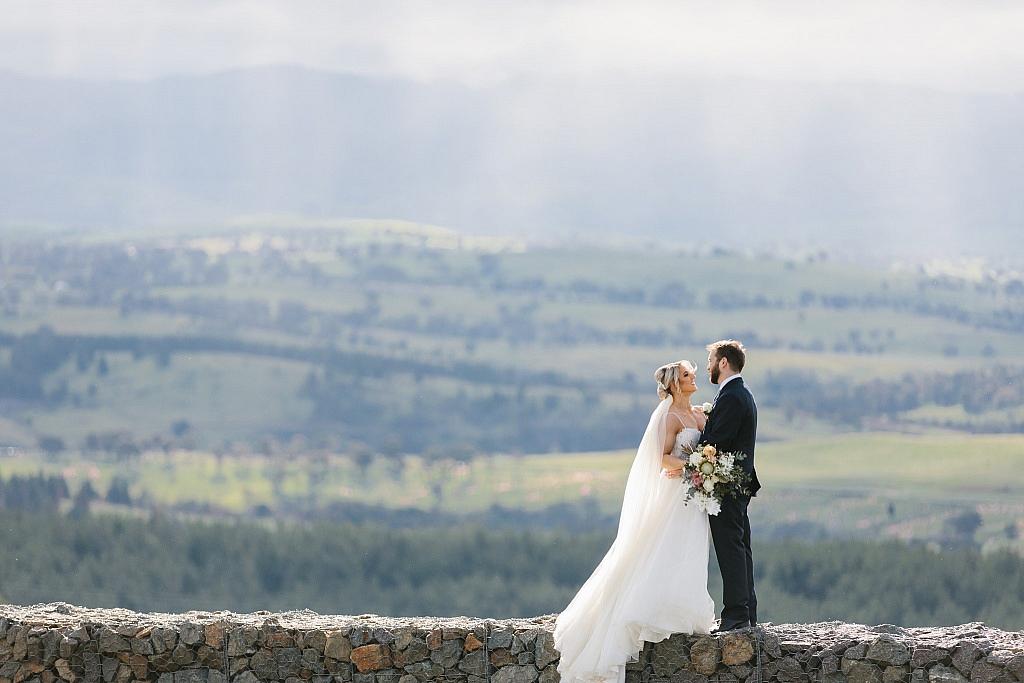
[553,396,715,683]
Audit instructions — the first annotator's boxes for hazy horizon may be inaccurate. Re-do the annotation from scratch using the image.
[2,2,1022,263]
[5,1,1024,93]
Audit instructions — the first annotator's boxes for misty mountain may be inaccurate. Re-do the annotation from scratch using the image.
[1,65,1021,258]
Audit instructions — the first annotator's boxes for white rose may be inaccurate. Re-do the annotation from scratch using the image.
[702,478,715,493]
[702,402,713,414]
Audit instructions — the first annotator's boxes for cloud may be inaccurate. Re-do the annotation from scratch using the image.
[1,0,1023,92]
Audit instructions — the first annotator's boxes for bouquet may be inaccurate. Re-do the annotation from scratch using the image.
[679,443,751,516]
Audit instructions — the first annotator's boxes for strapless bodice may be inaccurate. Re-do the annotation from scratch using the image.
[673,427,701,456]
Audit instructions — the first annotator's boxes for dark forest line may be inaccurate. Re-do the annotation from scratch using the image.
[0,509,1021,629]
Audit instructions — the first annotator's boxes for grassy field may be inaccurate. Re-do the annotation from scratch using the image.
[2,222,1022,543]
[3,431,1021,548]
[32,352,315,445]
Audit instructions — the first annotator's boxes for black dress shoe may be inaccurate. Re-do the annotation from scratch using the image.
[711,620,751,633]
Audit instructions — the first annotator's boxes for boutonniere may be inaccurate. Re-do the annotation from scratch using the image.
[701,402,713,415]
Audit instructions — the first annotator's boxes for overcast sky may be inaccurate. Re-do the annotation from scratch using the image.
[2,0,1024,93]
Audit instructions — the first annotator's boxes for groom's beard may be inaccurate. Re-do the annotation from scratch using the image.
[710,366,720,384]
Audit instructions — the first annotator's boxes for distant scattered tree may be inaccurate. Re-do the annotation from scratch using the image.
[944,509,983,546]
[75,349,92,372]
[350,444,375,480]
[105,477,133,505]
[38,435,65,456]
[70,481,99,518]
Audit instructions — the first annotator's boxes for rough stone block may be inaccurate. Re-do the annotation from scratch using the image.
[882,666,908,683]
[868,638,911,667]
[846,661,882,683]
[492,665,539,683]
[651,637,689,677]
[95,632,128,656]
[690,638,720,676]
[489,631,514,650]
[429,640,460,669]
[490,650,515,668]
[534,633,558,669]
[173,669,207,683]
[929,665,967,683]
[1004,656,1024,682]
[249,649,279,681]
[953,646,983,677]
[776,657,806,682]
[350,646,392,673]
[457,650,487,676]
[668,671,708,683]
[275,648,304,678]
[324,634,352,663]
[912,650,947,669]
[205,623,227,650]
[178,624,204,647]
[464,634,483,653]
[263,631,292,648]
[349,631,373,650]
[970,661,1004,683]
[151,630,178,656]
[722,635,755,666]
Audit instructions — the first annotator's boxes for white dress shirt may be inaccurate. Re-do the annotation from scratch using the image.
[716,373,743,393]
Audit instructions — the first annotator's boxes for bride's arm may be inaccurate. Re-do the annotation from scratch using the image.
[662,452,685,471]
[661,415,686,474]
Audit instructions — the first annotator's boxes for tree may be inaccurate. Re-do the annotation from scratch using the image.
[350,444,375,480]
[38,435,65,456]
[105,477,133,505]
[944,509,983,546]
[70,481,99,518]
[171,420,192,438]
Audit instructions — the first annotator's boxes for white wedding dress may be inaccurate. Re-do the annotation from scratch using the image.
[553,397,715,683]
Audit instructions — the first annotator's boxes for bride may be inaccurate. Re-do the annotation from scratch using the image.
[553,360,716,683]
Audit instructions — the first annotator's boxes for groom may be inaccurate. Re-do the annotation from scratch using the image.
[702,339,760,631]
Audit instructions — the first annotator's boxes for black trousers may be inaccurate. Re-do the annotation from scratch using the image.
[709,493,757,626]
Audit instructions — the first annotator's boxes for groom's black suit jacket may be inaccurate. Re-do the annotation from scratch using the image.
[702,377,760,496]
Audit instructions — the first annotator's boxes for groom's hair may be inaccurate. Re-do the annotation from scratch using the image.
[707,339,746,372]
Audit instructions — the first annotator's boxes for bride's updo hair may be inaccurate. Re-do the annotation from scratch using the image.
[654,360,696,400]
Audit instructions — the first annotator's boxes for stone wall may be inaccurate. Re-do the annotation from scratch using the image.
[2,604,1022,683]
